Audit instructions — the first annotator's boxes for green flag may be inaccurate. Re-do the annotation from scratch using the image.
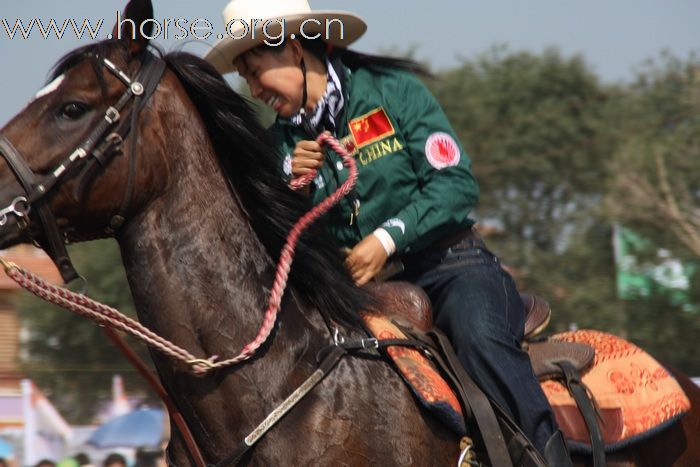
[613,225,697,310]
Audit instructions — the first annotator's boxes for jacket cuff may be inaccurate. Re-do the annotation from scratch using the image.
[372,228,396,256]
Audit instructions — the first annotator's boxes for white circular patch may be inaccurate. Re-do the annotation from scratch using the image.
[425,132,460,169]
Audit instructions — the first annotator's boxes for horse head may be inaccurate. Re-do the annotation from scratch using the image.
[0,0,171,280]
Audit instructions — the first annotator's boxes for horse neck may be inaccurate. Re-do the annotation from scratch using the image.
[116,99,326,396]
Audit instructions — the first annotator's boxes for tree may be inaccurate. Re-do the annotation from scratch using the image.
[602,53,700,374]
[606,53,700,256]
[428,46,619,334]
[428,48,699,374]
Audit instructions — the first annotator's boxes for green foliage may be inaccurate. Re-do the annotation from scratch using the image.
[429,47,700,374]
[601,52,700,373]
[17,240,158,423]
[428,47,617,337]
[622,296,700,374]
[605,52,700,256]
[529,223,626,335]
[429,46,611,257]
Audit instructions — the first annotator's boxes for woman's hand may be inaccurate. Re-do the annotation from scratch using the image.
[292,140,324,178]
[345,235,389,286]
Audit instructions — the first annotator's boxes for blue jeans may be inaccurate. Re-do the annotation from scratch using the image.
[395,239,557,454]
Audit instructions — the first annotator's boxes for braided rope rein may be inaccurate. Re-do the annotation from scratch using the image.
[0,131,356,376]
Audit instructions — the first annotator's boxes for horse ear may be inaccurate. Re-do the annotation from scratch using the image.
[111,0,154,55]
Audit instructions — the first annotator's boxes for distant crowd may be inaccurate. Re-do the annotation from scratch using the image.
[0,446,165,467]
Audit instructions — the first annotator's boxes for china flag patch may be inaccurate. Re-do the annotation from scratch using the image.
[348,107,395,148]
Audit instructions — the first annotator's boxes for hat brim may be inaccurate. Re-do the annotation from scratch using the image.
[204,11,366,74]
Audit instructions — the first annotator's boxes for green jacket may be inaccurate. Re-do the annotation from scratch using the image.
[271,65,479,255]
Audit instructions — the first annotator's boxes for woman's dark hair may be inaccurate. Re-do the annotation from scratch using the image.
[246,37,433,78]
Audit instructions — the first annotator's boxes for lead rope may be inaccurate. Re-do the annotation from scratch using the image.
[0,131,355,375]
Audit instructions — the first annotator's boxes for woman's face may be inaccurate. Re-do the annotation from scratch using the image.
[235,44,304,118]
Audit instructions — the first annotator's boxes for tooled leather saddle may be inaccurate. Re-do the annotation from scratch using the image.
[367,282,593,378]
[368,281,691,467]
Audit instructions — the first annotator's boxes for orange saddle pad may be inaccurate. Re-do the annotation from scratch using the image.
[361,312,466,435]
[540,330,691,453]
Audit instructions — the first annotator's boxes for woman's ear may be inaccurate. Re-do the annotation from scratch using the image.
[111,0,154,56]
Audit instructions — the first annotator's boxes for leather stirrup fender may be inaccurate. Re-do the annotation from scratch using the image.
[557,360,605,467]
[544,430,573,467]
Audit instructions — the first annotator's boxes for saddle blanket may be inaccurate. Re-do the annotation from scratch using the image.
[361,312,466,435]
[540,329,691,453]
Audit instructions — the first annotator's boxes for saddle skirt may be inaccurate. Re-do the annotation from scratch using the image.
[540,330,691,453]
[360,311,466,435]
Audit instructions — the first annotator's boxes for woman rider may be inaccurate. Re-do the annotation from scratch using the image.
[205,0,570,463]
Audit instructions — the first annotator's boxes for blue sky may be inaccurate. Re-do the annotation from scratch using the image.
[0,0,697,126]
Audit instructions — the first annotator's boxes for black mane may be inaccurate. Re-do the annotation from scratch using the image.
[51,41,371,326]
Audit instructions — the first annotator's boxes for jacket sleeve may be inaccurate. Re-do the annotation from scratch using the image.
[380,72,479,253]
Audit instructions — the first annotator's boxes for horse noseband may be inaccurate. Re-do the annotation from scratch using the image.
[0,49,166,283]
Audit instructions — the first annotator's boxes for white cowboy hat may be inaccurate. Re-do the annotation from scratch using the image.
[204,0,367,75]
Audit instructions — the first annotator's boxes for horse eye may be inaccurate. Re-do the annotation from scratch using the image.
[60,102,89,120]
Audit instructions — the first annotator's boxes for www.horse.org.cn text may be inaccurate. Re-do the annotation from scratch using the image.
[0,13,347,45]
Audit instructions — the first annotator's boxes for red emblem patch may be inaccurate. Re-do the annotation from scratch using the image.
[425,132,460,169]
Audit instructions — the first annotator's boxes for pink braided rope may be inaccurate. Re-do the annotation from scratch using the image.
[218,131,357,364]
[288,132,350,190]
[4,264,206,369]
[0,131,357,375]
[288,170,315,190]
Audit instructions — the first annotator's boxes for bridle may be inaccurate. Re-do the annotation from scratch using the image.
[0,49,166,283]
[0,47,214,464]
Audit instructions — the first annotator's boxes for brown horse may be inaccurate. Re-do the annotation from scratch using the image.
[0,1,698,465]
